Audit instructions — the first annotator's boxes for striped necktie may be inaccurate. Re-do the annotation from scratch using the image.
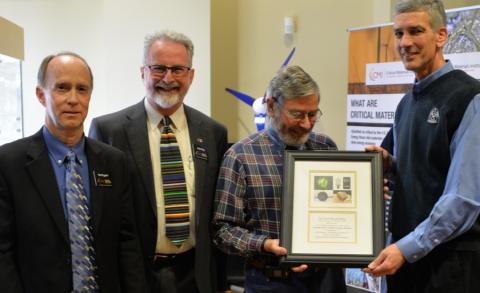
[160,116,190,246]
[65,151,99,292]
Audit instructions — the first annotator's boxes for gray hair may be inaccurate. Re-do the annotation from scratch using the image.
[143,30,194,66]
[267,65,319,105]
[394,0,446,31]
[37,51,93,88]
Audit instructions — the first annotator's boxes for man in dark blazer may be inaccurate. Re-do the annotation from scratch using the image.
[89,30,228,293]
[0,52,146,293]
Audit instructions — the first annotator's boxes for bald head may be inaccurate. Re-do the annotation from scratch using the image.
[37,51,93,89]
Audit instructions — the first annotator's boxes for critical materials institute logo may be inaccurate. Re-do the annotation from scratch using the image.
[368,67,383,82]
[366,62,414,85]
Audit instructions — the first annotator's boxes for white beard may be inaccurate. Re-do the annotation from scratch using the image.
[152,92,181,109]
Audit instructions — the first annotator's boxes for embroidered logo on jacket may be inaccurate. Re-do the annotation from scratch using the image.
[427,107,440,124]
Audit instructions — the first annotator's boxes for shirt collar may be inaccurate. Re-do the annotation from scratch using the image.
[42,126,86,166]
[414,60,454,93]
[144,98,187,131]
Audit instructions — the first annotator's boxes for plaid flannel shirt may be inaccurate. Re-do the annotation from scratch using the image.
[213,127,337,257]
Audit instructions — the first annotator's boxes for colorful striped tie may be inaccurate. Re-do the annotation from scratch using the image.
[160,117,190,246]
[65,151,99,293]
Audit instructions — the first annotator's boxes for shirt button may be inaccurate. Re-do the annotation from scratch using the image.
[412,254,418,260]
[434,239,440,244]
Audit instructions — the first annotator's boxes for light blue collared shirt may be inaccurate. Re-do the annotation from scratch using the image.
[42,126,91,217]
[395,62,480,262]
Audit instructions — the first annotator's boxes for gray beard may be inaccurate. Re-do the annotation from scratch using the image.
[271,116,310,146]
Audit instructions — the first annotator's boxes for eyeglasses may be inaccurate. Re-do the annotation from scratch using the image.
[283,108,323,122]
[146,64,191,78]
[272,97,323,122]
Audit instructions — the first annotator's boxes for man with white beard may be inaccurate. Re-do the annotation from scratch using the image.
[89,30,228,293]
[213,65,346,292]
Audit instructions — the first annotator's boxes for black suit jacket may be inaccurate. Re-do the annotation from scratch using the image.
[0,129,146,293]
[89,101,228,292]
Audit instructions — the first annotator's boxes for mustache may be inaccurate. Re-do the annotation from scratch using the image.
[292,125,313,134]
[155,81,180,90]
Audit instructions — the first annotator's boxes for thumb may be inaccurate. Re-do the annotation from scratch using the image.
[368,252,386,270]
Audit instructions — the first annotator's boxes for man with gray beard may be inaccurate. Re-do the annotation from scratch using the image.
[212,65,346,292]
[89,30,228,293]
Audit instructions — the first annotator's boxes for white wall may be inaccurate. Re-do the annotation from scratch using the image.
[212,0,377,146]
[0,0,211,136]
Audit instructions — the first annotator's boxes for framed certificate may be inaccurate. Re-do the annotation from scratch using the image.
[280,150,384,267]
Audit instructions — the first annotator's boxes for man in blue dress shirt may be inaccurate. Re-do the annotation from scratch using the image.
[364,1,480,292]
[0,52,146,292]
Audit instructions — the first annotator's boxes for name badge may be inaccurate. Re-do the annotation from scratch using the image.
[194,144,208,161]
[93,171,113,187]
